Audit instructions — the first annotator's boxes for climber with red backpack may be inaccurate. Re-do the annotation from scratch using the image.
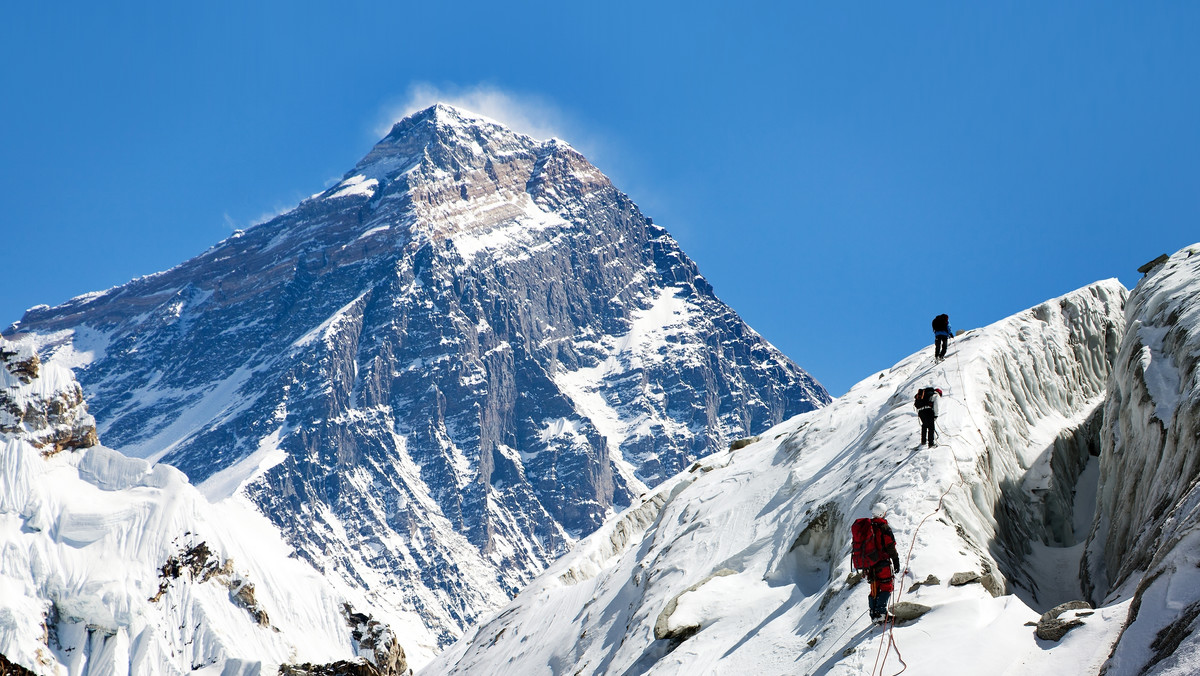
[914,384,942,448]
[851,503,902,624]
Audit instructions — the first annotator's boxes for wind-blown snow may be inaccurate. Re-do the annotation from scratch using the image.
[424,280,1131,676]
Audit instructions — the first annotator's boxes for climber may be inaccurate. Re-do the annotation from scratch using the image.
[851,503,901,624]
[932,314,952,362]
[914,384,942,447]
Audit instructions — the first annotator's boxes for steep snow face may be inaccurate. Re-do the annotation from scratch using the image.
[1086,244,1200,675]
[424,281,1130,676]
[0,338,405,675]
[7,104,828,664]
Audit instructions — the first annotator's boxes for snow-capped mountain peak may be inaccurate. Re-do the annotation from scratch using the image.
[8,106,828,665]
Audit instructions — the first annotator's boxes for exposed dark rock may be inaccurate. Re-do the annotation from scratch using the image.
[342,603,407,676]
[0,652,37,676]
[653,569,737,641]
[1143,600,1200,674]
[279,659,410,676]
[1039,600,1092,623]
[0,341,97,456]
[1037,617,1084,642]
[150,540,270,627]
[949,571,981,586]
[1036,600,1093,641]
[892,602,931,622]
[908,574,940,592]
[729,436,760,451]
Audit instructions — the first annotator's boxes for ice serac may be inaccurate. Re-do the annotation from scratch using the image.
[1086,244,1200,676]
[424,281,1132,676]
[0,338,407,676]
[7,104,828,662]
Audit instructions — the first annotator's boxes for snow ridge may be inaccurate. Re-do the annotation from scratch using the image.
[424,280,1130,676]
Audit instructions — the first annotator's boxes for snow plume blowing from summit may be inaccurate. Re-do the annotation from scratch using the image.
[5,103,828,667]
[386,85,571,142]
[426,246,1200,676]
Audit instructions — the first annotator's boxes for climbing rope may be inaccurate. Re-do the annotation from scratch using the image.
[871,343,987,676]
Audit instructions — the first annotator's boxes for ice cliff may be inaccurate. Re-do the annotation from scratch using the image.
[1086,244,1200,676]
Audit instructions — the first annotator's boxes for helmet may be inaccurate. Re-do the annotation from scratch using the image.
[871,503,887,518]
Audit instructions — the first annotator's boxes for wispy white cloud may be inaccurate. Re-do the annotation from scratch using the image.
[378,82,571,142]
[222,201,305,231]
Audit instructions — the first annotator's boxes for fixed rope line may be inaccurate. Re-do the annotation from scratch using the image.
[873,343,987,676]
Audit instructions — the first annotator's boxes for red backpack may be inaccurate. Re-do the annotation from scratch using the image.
[851,518,885,570]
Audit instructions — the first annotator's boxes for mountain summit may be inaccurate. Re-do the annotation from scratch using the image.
[9,104,829,662]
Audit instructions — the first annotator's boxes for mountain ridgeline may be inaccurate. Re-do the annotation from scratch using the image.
[8,104,828,657]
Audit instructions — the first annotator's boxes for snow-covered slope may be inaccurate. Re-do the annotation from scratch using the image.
[0,337,407,675]
[423,280,1131,675]
[1085,244,1200,676]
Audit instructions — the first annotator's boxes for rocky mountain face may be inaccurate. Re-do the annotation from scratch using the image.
[7,104,828,660]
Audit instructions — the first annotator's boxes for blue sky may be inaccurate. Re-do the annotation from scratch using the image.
[2,3,1196,395]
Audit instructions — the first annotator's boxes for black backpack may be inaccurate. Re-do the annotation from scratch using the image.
[932,314,949,332]
[915,387,936,410]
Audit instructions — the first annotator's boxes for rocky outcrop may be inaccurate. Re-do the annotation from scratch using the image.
[0,653,37,676]
[1035,601,1092,641]
[343,604,408,676]
[8,105,828,658]
[0,339,96,456]
[891,602,931,622]
[653,568,737,641]
[150,540,270,627]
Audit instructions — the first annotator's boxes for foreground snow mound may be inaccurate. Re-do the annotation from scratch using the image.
[0,338,406,675]
[423,280,1129,675]
[1088,244,1200,676]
